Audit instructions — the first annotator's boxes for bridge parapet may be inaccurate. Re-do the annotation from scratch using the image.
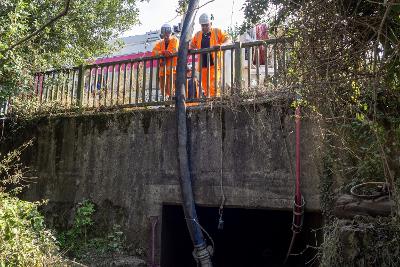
[1,99,322,249]
[4,38,292,115]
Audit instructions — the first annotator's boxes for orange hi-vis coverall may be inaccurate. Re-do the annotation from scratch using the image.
[152,36,179,97]
[190,28,229,97]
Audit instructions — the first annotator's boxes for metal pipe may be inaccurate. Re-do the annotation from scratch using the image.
[60,73,64,103]
[295,106,301,208]
[93,68,98,107]
[149,61,153,102]
[104,68,108,106]
[169,58,173,98]
[116,64,121,104]
[191,54,196,99]
[222,50,225,95]
[265,43,269,79]
[256,46,260,86]
[273,41,277,88]
[155,60,160,102]
[136,63,140,104]
[87,68,92,107]
[214,50,218,96]
[123,63,127,104]
[248,47,251,88]
[40,74,45,103]
[198,54,203,97]
[34,74,39,95]
[55,72,59,101]
[162,60,167,100]
[129,62,134,104]
[98,67,103,106]
[71,70,75,105]
[142,61,147,102]
[230,48,234,95]
[207,53,210,98]
[63,71,69,104]
[50,71,55,101]
[110,66,115,105]
[150,216,159,267]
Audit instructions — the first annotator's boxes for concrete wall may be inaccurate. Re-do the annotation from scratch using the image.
[4,100,322,263]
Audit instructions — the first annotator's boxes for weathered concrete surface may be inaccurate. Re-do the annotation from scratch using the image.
[3,100,322,263]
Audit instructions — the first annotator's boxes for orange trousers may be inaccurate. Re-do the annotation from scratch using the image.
[200,67,220,97]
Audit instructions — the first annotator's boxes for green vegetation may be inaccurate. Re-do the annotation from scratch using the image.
[0,142,64,266]
[0,193,63,266]
[1,0,399,265]
[0,142,126,265]
[0,3,140,260]
[241,0,400,203]
[241,1,400,265]
[58,200,96,255]
[58,200,125,260]
[320,217,400,267]
[0,0,143,101]
[240,1,400,187]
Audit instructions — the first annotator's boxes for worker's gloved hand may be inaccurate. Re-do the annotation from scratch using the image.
[163,50,172,57]
[213,44,222,50]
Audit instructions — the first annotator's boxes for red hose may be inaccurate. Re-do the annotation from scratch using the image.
[284,106,305,265]
[295,106,302,227]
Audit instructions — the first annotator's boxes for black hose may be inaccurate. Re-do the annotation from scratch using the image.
[175,0,213,266]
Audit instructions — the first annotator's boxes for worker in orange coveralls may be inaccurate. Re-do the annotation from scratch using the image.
[190,13,230,97]
[152,24,179,99]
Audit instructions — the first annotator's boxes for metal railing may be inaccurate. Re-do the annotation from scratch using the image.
[19,38,292,112]
[0,99,9,118]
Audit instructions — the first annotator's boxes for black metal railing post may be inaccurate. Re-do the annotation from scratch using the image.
[234,41,242,93]
[76,65,85,107]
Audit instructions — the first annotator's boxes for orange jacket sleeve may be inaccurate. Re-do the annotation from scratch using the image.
[168,37,179,54]
[152,41,162,56]
[190,32,201,49]
[153,37,179,56]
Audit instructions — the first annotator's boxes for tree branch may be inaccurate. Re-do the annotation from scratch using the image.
[196,0,215,10]
[2,0,72,54]
[170,0,215,23]
[377,0,393,43]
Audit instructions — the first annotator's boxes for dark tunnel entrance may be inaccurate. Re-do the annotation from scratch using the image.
[161,205,323,267]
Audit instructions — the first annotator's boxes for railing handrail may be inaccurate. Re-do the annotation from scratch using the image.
[25,36,292,112]
[36,37,290,75]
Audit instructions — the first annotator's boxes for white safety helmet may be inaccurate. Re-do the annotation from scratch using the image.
[160,24,172,36]
[199,13,211,25]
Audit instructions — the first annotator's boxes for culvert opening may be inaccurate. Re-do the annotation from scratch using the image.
[161,205,322,267]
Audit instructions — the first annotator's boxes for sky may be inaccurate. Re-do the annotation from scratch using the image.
[122,0,246,37]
